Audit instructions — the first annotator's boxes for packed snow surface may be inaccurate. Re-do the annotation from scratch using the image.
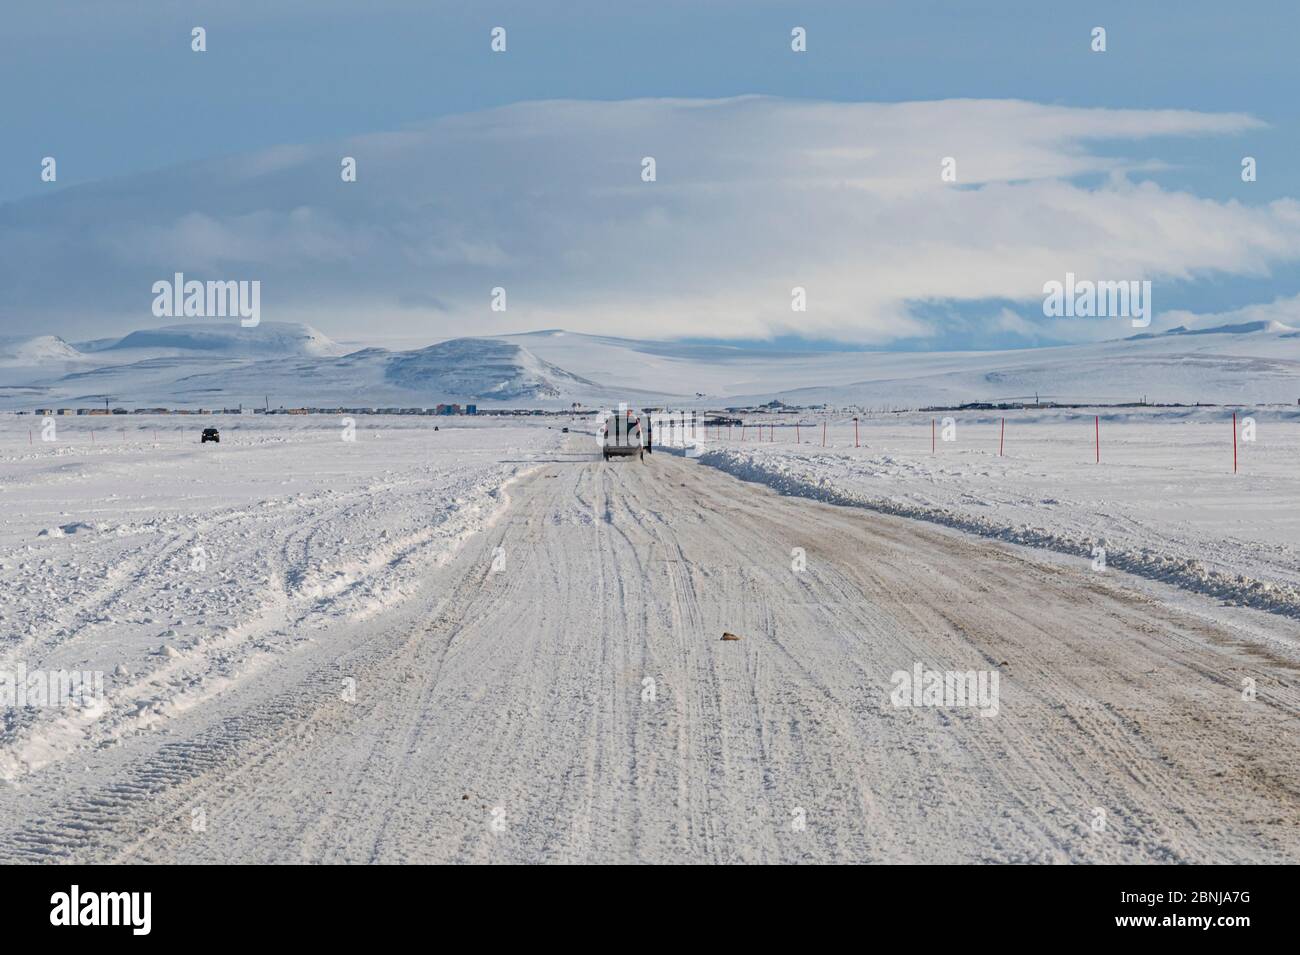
[0,415,563,783]
[0,414,1297,863]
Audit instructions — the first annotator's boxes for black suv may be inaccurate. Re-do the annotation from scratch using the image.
[201,428,220,444]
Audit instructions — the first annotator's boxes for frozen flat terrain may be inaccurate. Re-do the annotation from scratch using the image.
[1,417,1297,863]
[0,416,564,783]
[696,407,1300,619]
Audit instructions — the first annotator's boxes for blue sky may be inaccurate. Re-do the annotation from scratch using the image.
[3,0,1299,348]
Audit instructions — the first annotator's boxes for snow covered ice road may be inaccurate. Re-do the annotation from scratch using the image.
[3,439,1298,863]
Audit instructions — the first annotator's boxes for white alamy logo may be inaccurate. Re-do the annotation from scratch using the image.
[152,272,260,327]
[1042,272,1151,328]
[50,886,151,936]
[1,665,104,709]
[890,662,1000,717]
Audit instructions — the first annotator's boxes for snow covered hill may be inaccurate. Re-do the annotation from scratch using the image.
[499,322,1300,407]
[1,319,1298,408]
[0,335,84,367]
[0,329,641,407]
[384,338,600,400]
[725,322,1300,408]
[104,322,347,358]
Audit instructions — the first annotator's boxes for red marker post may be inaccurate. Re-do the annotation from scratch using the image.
[931,418,936,454]
[999,417,1005,457]
[821,421,827,447]
[854,417,859,448]
[1233,412,1238,474]
[1095,415,1100,464]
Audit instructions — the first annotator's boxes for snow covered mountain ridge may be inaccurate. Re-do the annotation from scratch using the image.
[0,318,1298,408]
[0,334,83,366]
[0,323,618,407]
[99,322,348,357]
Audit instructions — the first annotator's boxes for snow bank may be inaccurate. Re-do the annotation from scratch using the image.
[692,407,1300,619]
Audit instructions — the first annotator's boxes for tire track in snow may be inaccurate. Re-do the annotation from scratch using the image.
[2,446,1298,862]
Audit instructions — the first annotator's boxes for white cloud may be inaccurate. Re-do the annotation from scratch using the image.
[0,96,1293,344]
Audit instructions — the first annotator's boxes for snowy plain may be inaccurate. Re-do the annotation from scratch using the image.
[0,420,1295,863]
[0,414,564,782]
[691,407,1300,621]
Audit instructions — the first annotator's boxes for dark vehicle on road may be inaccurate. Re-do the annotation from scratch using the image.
[201,428,220,444]
[601,412,644,461]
